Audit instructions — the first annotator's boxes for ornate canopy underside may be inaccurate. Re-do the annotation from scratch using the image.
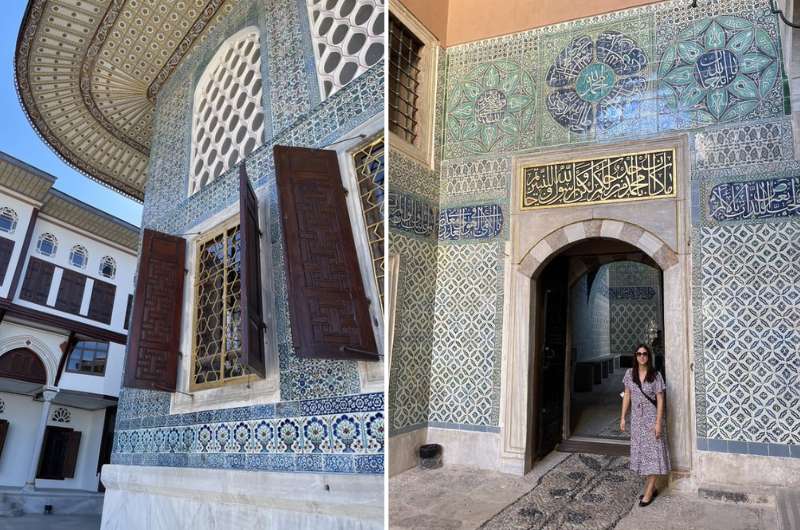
[15,0,234,201]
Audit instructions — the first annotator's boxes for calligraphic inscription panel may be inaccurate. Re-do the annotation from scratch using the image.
[708,176,800,223]
[521,149,676,210]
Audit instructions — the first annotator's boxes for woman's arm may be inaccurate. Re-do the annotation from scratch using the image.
[620,387,630,432]
[655,391,665,439]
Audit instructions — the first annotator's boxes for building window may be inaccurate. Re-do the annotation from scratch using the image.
[0,208,18,233]
[352,135,384,307]
[65,341,109,375]
[306,0,385,98]
[191,219,247,389]
[389,14,422,145]
[189,28,264,196]
[69,245,89,269]
[36,233,58,257]
[388,5,437,166]
[99,256,116,279]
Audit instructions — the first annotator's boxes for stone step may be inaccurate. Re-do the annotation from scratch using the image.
[776,489,800,530]
[0,492,25,517]
[0,490,103,516]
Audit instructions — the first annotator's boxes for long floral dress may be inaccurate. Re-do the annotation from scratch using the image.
[623,368,671,475]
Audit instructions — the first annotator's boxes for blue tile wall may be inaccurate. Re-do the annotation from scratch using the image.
[390,0,800,458]
[115,0,383,472]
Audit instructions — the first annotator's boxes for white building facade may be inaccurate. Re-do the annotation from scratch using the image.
[0,151,138,512]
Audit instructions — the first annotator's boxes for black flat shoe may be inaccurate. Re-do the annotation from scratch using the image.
[639,498,653,507]
[639,488,658,501]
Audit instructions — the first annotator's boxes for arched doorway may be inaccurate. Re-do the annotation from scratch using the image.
[0,348,47,394]
[532,238,665,459]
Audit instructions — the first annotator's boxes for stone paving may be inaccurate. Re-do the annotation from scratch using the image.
[390,452,781,530]
[0,515,100,530]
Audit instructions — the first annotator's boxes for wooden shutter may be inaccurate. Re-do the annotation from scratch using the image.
[55,269,86,314]
[62,430,82,479]
[0,236,14,284]
[87,279,116,324]
[274,146,377,361]
[0,419,8,460]
[124,229,186,391]
[20,257,55,305]
[238,165,265,376]
[123,294,133,330]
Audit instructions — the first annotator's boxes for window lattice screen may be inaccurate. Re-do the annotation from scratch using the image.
[389,14,422,144]
[352,135,384,307]
[307,0,385,98]
[192,223,246,389]
[190,28,264,196]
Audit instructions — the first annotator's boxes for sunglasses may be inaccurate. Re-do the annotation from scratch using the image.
[635,351,649,357]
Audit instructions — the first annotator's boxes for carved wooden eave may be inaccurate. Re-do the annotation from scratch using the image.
[14,0,233,202]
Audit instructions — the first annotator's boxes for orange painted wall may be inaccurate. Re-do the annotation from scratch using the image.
[396,0,450,42]
[397,0,667,47]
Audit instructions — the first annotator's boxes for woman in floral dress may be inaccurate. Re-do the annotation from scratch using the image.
[620,343,670,507]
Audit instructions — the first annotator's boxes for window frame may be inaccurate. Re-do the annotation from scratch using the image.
[0,207,18,234]
[99,256,116,279]
[388,3,438,168]
[36,232,58,257]
[68,245,89,269]
[64,340,109,376]
[189,215,256,392]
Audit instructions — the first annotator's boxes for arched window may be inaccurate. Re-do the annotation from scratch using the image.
[0,207,18,233]
[69,245,89,269]
[99,256,116,279]
[36,233,58,256]
[189,27,264,196]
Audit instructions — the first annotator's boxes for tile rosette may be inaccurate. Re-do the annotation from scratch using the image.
[659,15,780,124]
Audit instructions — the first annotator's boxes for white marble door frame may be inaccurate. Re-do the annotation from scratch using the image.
[499,135,693,477]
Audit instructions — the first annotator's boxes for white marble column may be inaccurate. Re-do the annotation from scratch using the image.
[23,387,58,492]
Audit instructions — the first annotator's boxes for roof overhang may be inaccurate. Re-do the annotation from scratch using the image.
[15,0,233,202]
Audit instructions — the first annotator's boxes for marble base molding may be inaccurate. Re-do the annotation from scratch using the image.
[388,426,502,477]
[100,465,383,530]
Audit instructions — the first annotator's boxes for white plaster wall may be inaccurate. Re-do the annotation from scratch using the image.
[101,465,383,530]
[12,217,136,334]
[0,392,42,487]
[0,190,37,299]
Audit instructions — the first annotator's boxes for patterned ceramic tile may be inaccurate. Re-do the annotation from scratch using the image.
[389,149,439,202]
[428,242,504,427]
[388,192,437,239]
[440,157,510,205]
[438,205,504,241]
[537,14,655,145]
[388,234,437,433]
[698,221,800,445]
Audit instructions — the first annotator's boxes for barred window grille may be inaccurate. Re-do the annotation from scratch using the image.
[191,221,248,389]
[352,135,384,308]
[99,256,116,279]
[389,14,422,144]
[37,233,58,257]
[69,245,89,269]
[0,207,18,233]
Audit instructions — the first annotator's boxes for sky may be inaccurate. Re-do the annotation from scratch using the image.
[0,0,143,227]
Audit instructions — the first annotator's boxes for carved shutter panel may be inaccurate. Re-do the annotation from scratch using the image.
[0,419,8,460]
[0,236,14,284]
[123,294,133,330]
[274,146,377,361]
[20,257,55,305]
[238,165,265,376]
[124,229,186,391]
[87,279,116,324]
[55,269,86,314]
[62,430,82,478]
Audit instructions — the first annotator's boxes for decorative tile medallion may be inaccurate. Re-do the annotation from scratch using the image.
[446,60,536,156]
[438,205,504,241]
[521,149,676,210]
[388,192,437,239]
[545,31,648,133]
[707,175,800,222]
[659,14,782,125]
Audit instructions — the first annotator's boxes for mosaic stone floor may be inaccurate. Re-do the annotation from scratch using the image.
[480,454,643,529]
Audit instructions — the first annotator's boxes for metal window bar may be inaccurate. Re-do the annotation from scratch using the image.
[191,220,251,390]
[352,135,385,309]
[389,14,423,144]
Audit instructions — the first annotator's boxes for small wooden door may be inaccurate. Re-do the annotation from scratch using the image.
[535,257,569,460]
[37,426,81,480]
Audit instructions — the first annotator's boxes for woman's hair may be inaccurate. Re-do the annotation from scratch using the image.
[632,343,657,383]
